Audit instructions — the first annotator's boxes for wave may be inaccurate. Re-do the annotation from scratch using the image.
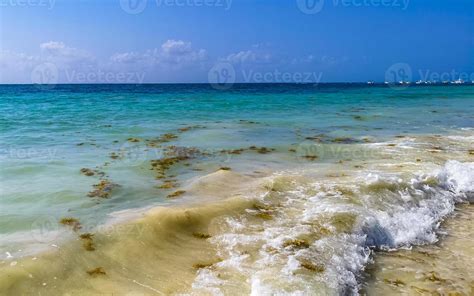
[0,162,472,295]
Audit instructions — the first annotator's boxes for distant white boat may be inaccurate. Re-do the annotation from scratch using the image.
[451,79,464,84]
[415,80,424,84]
[367,81,374,85]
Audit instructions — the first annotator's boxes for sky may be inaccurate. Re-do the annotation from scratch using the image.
[0,0,473,84]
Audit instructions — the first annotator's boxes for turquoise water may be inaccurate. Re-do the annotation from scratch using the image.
[1,84,473,237]
[1,84,474,294]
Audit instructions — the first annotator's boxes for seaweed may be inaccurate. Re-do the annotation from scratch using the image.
[283,239,310,249]
[158,180,178,189]
[300,260,325,273]
[383,278,405,287]
[59,217,82,232]
[468,149,474,155]
[167,190,186,198]
[425,271,447,283]
[86,267,106,277]
[79,233,94,240]
[79,233,95,251]
[87,180,118,198]
[219,167,231,171]
[80,168,95,176]
[127,137,140,143]
[192,263,213,269]
[192,232,212,239]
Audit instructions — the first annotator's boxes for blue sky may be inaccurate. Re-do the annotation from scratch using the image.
[0,0,473,83]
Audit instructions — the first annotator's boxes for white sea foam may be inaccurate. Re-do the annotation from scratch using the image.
[190,161,474,295]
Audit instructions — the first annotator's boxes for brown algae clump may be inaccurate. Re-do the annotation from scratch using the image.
[283,239,310,249]
[158,180,179,189]
[383,278,405,287]
[79,233,95,251]
[192,263,213,269]
[300,260,325,273]
[109,152,119,159]
[167,190,186,198]
[80,168,95,176]
[86,267,106,277]
[192,232,212,239]
[150,156,189,178]
[468,149,474,155]
[87,180,118,198]
[127,137,140,142]
[59,217,82,232]
[219,167,231,171]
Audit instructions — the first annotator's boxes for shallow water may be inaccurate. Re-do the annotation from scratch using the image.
[0,84,473,295]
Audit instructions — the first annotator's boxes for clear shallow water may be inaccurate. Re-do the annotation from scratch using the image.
[0,84,473,295]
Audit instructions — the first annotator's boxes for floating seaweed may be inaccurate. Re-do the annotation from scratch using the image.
[80,168,95,176]
[219,167,231,171]
[167,190,186,198]
[299,260,325,273]
[59,217,82,232]
[383,278,405,287]
[283,239,310,249]
[79,233,95,251]
[127,137,140,143]
[192,232,212,239]
[192,263,214,269]
[158,180,179,189]
[425,271,447,283]
[87,180,119,198]
[86,267,106,277]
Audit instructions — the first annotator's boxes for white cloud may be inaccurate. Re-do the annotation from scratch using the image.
[39,41,95,66]
[225,50,273,65]
[110,39,207,67]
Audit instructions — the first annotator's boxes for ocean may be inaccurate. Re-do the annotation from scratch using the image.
[0,83,473,295]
